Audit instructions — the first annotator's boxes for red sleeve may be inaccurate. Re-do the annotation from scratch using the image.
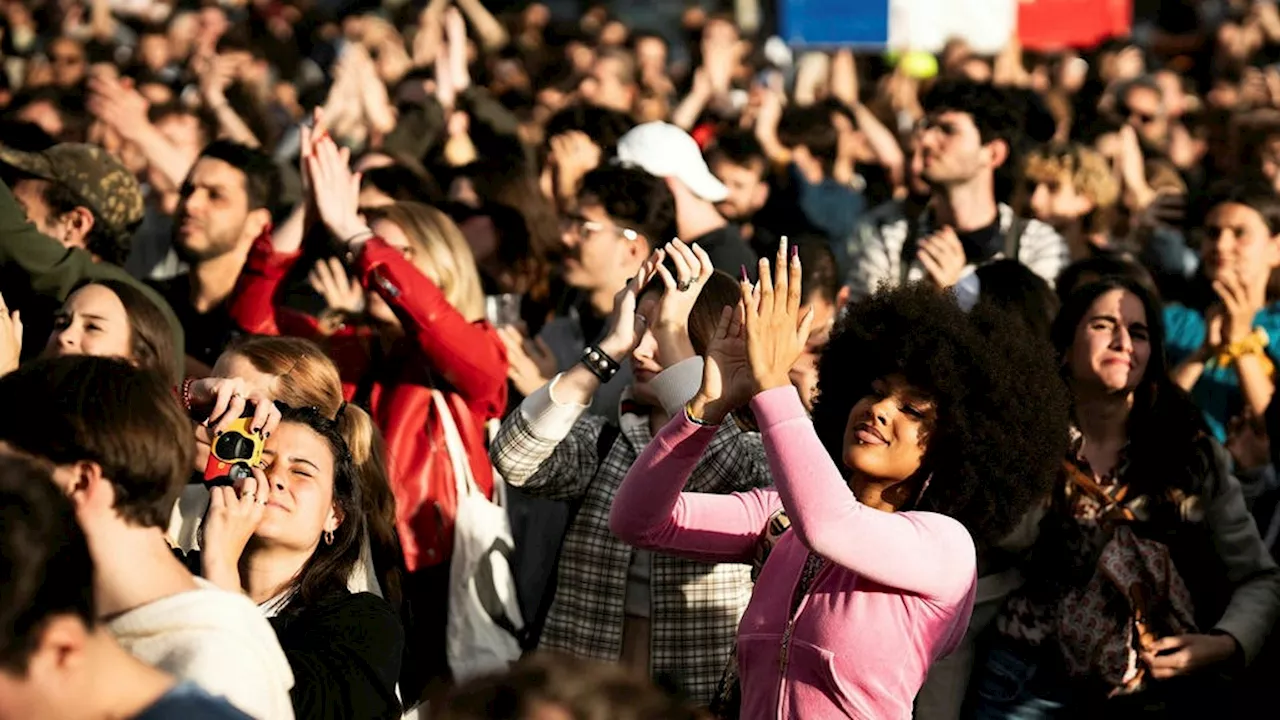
[355,237,508,416]
[228,233,300,337]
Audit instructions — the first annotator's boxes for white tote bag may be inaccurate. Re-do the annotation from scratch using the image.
[433,391,525,682]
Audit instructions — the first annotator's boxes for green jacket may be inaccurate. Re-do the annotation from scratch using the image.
[0,179,185,383]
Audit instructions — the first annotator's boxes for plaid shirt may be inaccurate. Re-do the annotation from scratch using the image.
[844,201,1068,302]
[491,388,772,704]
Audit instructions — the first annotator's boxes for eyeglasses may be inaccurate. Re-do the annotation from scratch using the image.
[561,213,639,241]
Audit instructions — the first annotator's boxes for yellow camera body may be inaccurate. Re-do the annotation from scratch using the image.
[204,414,265,486]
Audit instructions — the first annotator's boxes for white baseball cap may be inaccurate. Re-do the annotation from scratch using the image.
[616,122,729,203]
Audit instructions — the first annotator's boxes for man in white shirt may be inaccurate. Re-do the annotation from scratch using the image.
[0,356,295,720]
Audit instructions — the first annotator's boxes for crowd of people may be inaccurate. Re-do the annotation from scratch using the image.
[5,0,1280,718]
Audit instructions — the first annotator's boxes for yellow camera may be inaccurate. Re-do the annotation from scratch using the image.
[204,412,264,487]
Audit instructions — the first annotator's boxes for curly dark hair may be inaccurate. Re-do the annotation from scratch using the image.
[811,284,1070,548]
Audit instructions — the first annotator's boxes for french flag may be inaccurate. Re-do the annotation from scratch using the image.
[779,0,1132,52]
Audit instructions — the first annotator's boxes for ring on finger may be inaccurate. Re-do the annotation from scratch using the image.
[243,490,256,501]
[677,280,693,292]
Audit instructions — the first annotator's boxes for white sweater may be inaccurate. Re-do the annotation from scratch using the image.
[108,579,296,720]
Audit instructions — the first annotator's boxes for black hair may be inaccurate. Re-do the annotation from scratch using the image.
[777,105,839,173]
[148,102,218,150]
[1051,278,1208,469]
[0,357,193,529]
[270,405,364,615]
[543,104,636,155]
[577,165,676,249]
[1055,254,1160,304]
[197,140,282,214]
[812,284,1070,548]
[704,129,768,178]
[974,259,1060,340]
[39,181,136,265]
[0,120,57,152]
[0,455,95,674]
[1191,177,1280,235]
[922,79,1024,149]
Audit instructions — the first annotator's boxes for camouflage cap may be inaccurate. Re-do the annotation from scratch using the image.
[0,143,145,232]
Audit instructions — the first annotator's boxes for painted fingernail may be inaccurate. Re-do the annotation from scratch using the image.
[791,245,799,261]
[739,265,749,283]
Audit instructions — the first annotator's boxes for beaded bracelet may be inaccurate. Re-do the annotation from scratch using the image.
[580,345,621,383]
[181,377,195,411]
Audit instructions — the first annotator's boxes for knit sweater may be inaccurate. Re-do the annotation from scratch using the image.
[108,578,295,720]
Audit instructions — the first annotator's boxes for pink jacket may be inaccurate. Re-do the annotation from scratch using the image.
[610,387,977,719]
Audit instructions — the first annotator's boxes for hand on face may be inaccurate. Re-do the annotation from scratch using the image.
[201,466,268,590]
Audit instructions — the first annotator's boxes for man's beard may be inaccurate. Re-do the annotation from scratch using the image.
[172,224,241,264]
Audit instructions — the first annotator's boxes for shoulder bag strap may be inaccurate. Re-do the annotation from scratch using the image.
[1004,215,1027,261]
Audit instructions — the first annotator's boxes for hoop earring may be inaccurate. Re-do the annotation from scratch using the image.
[323,530,334,545]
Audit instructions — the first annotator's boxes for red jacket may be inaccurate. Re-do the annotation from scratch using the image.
[229,235,508,571]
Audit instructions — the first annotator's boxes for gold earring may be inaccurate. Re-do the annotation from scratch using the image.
[323,530,334,545]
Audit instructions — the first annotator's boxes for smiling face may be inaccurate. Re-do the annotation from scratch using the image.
[1067,289,1151,396]
[45,285,133,362]
[254,421,342,554]
[841,375,935,484]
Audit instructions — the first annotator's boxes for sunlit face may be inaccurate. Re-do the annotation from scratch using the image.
[46,285,133,362]
[364,218,435,326]
[1028,174,1095,227]
[560,202,644,294]
[580,56,633,114]
[710,157,767,221]
[1067,289,1151,396]
[918,111,996,186]
[841,375,935,484]
[254,422,341,553]
[629,292,664,406]
[1201,202,1280,283]
[174,157,252,263]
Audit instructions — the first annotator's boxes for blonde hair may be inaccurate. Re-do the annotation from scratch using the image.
[365,202,487,323]
[223,336,404,608]
[1025,143,1120,209]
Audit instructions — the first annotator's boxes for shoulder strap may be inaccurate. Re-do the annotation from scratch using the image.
[1004,215,1027,260]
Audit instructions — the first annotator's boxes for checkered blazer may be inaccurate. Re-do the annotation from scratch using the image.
[491,402,772,704]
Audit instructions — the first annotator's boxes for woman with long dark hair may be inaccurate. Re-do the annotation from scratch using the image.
[971,278,1280,718]
[197,405,404,720]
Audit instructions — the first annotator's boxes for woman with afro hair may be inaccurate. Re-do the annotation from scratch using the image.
[971,278,1280,719]
[610,241,1070,719]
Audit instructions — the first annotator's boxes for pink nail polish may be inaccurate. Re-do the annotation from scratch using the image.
[739,265,749,283]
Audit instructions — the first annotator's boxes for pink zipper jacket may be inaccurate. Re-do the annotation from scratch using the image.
[610,386,977,718]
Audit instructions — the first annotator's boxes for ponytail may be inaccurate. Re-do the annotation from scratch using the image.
[337,403,406,611]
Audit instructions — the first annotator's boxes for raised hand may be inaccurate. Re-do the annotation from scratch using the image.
[648,239,714,365]
[742,238,815,395]
[202,466,269,593]
[187,376,281,437]
[498,325,558,397]
[307,134,367,243]
[596,265,652,361]
[309,257,366,331]
[917,226,967,290]
[689,302,753,425]
[1214,268,1267,345]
